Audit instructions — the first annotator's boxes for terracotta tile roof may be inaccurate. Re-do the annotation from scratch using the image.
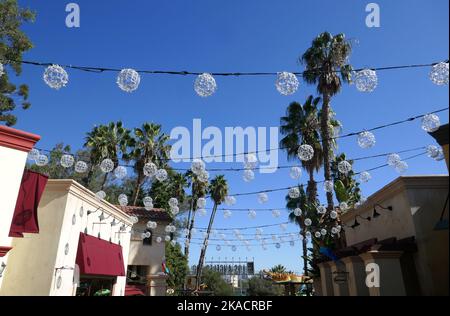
[116,206,172,222]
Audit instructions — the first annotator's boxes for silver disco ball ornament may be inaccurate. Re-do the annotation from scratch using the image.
[28,148,40,161]
[339,202,348,211]
[257,192,269,204]
[100,159,115,173]
[194,73,217,97]
[224,196,236,206]
[244,153,258,170]
[272,209,281,218]
[74,161,88,173]
[357,131,376,149]
[223,210,232,219]
[323,180,334,193]
[168,198,179,209]
[331,227,339,235]
[114,166,127,179]
[359,171,371,183]
[198,170,210,183]
[43,64,69,90]
[275,71,299,96]
[338,161,352,175]
[248,210,257,219]
[305,231,312,239]
[394,160,408,174]
[143,196,153,210]
[143,162,157,177]
[298,144,314,161]
[95,190,106,201]
[434,148,445,161]
[117,68,141,93]
[330,210,338,219]
[170,206,180,216]
[289,166,302,180]
[429,62,449,86]
[155,169,168,182]
[421,114,441,133]
[35,154,49,167]
[165,236,171,242]
[156,237,162,244]
[197,197,207,209]
[387,153,401,166]
[314,231,322,238]
[354,69,378,92]
[118,194,128,206]
[426,145,440,159]
[60,154,74,168]
[288,187,300,199]
[320,228,327,236]
[191,159,206,175]
[243,169,255,182]
[294,208,302,216]
[317,205,327,214]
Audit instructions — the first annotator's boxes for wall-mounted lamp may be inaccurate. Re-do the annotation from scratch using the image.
[373,204,393,218]
[0,262,6,277]
[351,218,360,229]
[434,194,449,231]
[111,218,117,226]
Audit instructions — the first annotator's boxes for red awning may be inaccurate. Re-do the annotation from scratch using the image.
[9,170,48,237]
[125,285,146,296]
[76,233,125,277]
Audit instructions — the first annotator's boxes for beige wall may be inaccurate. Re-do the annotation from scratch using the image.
[0,180,133,296]
[341,175,449,296]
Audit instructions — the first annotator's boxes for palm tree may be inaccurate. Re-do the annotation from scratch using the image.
[195,175,228,290]
[301,32,353,212]
[84,121,131,189]
[126,123,171,206]
[270,264,287,274]
[280,96,323,204]
[184,170,208,259]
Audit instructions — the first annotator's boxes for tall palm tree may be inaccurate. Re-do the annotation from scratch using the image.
[126,123,171,206]
[301,32,353,212]
[184,170,208,259]
[84,121,131,189]
[280,96,323,204]
[270,264,287,274]
[195,175,228,290]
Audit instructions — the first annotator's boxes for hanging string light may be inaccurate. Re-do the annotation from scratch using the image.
[114,166,127,179]
[323,180,334,193]
[289,166,302,179]
[339,202,348,211]
[0,62,4,77]
[394,160,408,174]
[338,160,352,175]
[288,187,300,199]
[155,169,168,182]
[387,153,401,166]
[198,170,210,183]
[60,154,74,168]
[293,208,302,216]
[198,209,207,217]
[117,68,141,92]
[275,72,299,96]
[353,69,378,92]
[257,192,269,204]
[194,73,217,97]
[248,210,257,219]
[243,169,255,182]
[43,64,69,90]
[359,171,372,183]
[224,196,236,206]
[28,148,40,161]
[100,159,115,173]
[426,145,440,159]
[421,114,441,132]
[223,210,232,219]
[35,154,49,167]
[357,131,376,149]
[429,62,449,86]
[74,161,88,173]
[197,197,207,209]
[191,159,206,175]
[317,205,327,214]
[143,196,154,210]
[118,194,129,206]
[143,162,157,177]
[298,144,314,161]
[95,190,106,201]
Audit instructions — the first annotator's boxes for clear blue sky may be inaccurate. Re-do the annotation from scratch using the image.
[11,0,449,273]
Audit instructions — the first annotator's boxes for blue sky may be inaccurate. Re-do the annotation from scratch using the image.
[9,0,449,272]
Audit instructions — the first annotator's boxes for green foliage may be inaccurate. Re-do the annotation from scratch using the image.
[246,277,283,296]
[165,242,189,292]
[269,264,287,274]
[0,0,35,126]
[331,153,361,206]
[201,268,234,296]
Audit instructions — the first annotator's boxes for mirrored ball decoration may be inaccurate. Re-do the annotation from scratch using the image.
[197,197,206,209]
[359,171,372,183]
[304,218,312,226]
[354,69,378,92]
[143,162,157,177]
[223,210,232,219]
[117,68,141,92]
[60,154,74,168]
[194,73,217,97]
[288,187,300,199]
[191,159,206,175]
[394,160,408,174]
[100,159,114,173]
[28,148,40,161]
[357,131,376,149]
[272,209,281,218]
[155,169,168,182]
[338,160,352,175]
[330,210,338,219]
[275,71,299,96]
[36,154,49,167]
[314,231,322,238]
[43,64,69,90]
[421,114,441,133]
[294,208,302,216]
[198,170,210,183]
[429,62,449,86]
[323,180,334,193]
[156,237,162,243]
[168,198,179,208]
[257,192,269,204]
[243,169,255,182]
[320,229,327,236]
[289,166,302,180]
[331,227,339,235]
[224,196,236,206]
[339,202,348,211]
[74,161,88,173]
[298,144,314,161]
[170,206,180,216]
[387,153,401,166]
[248,210,257,219]
[426,145,440,159]
[114,166,127,179]
[244,153,258,170]
[143,196,153,210]
[434,148,445,161]
[165,236,171,242]
[95,190,106,201]
[118,194,128,206]
[317,205,327,214]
